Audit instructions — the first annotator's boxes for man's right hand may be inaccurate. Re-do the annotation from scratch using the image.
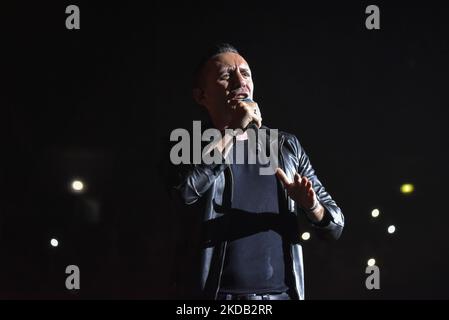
[227,99,262,130]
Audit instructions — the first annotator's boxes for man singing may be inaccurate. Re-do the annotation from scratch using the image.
[170,43,344,300]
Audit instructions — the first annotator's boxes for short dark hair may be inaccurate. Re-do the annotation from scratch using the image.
[193,43,239,89]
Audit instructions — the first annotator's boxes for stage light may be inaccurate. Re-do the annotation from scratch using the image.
[367,258,376,266]
[400,183,414,194]
[388,225,396,234]
[71,180,84,193]
[50,238,59,247]
[371,209,380,218]
[301,232,311,241]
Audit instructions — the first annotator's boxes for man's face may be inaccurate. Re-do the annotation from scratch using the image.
[195,52,254,129]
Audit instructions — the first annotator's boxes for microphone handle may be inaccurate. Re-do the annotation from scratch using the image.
[246,121,258,130]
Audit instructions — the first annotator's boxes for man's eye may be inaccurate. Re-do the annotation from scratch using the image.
[220,74,230,80]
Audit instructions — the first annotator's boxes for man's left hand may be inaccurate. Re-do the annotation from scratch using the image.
[275,168,324,222]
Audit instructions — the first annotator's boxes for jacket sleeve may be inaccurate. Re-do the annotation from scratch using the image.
[172,162,228,205]
[293,135,345,240]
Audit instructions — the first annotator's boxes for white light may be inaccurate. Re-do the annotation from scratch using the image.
[388,225,396,234]
[367,258,376,267]
[50,238,59,247]
[371,209,380,218]
[71,180,84,192]
[301,232,311,241]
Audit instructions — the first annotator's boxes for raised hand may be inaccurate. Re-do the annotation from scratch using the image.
[275,168,324,222]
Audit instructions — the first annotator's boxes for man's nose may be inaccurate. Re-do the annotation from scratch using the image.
[231,70,246,88]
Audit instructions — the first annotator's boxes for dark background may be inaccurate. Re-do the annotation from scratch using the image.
[2,1,449,299]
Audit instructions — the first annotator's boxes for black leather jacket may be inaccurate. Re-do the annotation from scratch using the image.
[171,127,344,299]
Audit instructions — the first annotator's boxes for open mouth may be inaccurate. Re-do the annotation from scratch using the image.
[233,93,249,100]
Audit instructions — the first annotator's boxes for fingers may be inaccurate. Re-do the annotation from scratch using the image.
[277,169,317,209]
[275,168,291,187]
[277,169,315,190]
[236,101,262,128]
[294,174,315,198]
[252,104,262,128]
[303,177,312,189]
[294,173,301,184]
[252,110,262,128]
[245,103,262,128]
[295,173,308,188]
[304,178,316,204]
[308,188,315,199]
[298,175,313,189]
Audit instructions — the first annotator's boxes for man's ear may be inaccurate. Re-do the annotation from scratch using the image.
[193,87,206,107]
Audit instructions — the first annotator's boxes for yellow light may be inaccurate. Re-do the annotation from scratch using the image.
[301,232,311,241]
[371,209,380,218]
[367,258,376,267]
[400,183,414,194]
